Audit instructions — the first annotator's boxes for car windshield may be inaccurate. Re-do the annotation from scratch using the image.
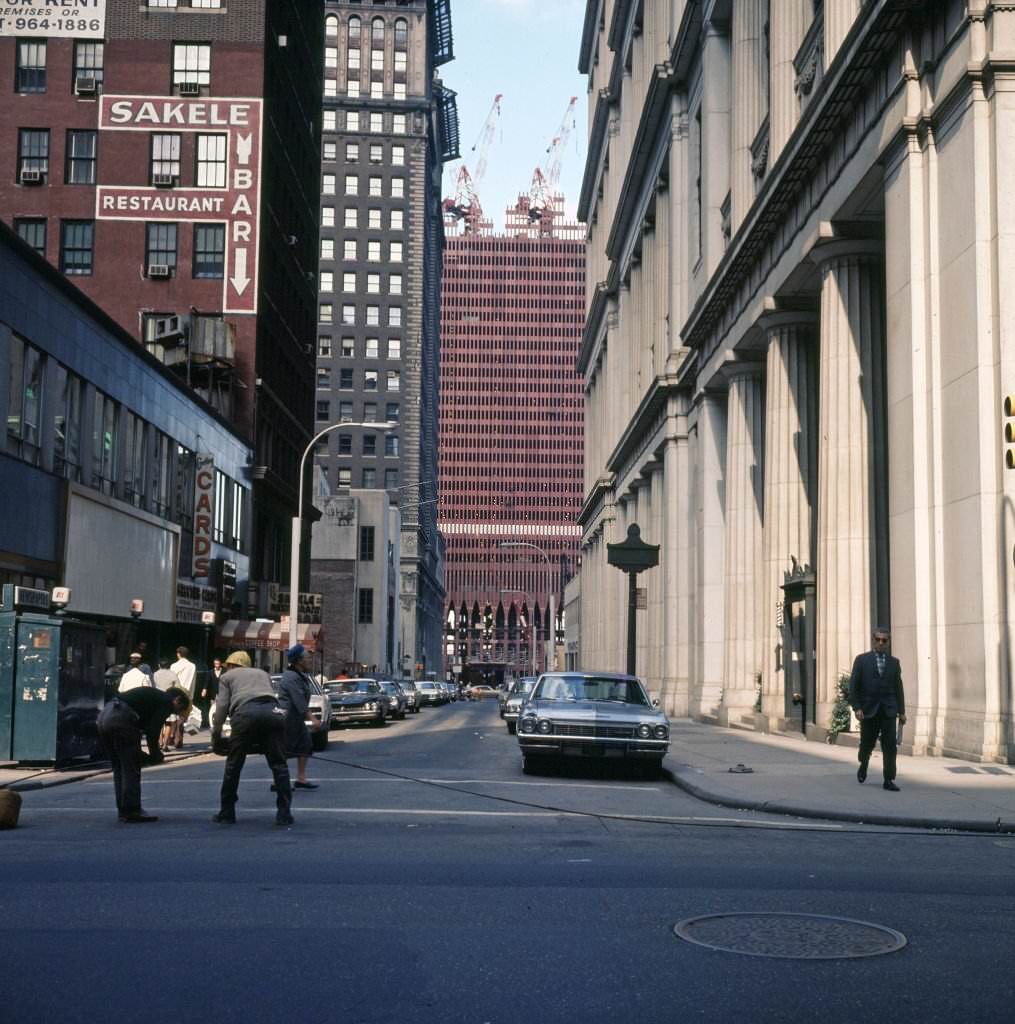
[531,675,649,705]
[380,683,400,694]
[330,681,380,695]
[510,680,536,696]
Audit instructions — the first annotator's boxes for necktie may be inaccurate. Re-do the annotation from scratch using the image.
[876,653,885,676]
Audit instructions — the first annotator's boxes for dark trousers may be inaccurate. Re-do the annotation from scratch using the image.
[196,698,211,729]
[858,709,899,781]
[97,701,145,816]
[220,700,292,815]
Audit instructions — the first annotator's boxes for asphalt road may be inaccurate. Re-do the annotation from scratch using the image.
[2,700,1014,1024]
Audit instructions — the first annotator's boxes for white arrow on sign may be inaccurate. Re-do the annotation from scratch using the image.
[231,247,250,295]
[235,133,253,166]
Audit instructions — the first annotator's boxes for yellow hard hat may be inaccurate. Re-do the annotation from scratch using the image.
[223,650,251,668]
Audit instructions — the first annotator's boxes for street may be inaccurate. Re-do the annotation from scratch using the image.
[2,700,1014,1024]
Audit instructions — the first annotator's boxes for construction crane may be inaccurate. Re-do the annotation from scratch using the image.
[442,93,503,232]
[527,96,578,227]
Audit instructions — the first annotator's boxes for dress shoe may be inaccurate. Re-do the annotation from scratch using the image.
[275,812,295,827]
[212,811,237,824]
[883,780,900,792]
[857,763,867,784]
[119,812,158,823]
[293,780,318,790]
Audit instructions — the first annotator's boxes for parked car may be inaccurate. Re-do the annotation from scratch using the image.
[416,681,443,706]
[324,678,389,728]
[466,684,498,701]
[398,679,423,713]
[516,672,670,776]
[378,680,408,720]
[269,674,332,752]
[443,681,459,702]
[501,676,538,734]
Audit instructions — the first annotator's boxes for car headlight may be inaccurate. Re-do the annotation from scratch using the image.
[537,719,552,735]
[637,724,652,738]
[520,718,536,734]
[366,702,376,711]
[654,724,668,739]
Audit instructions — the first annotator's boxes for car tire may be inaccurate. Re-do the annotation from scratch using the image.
[639,760,663,780]
[522,754,550,775]
[374,713,387,728]
[506,721,517,735]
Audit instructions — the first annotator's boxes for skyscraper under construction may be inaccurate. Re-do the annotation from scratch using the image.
[439,194,584,681]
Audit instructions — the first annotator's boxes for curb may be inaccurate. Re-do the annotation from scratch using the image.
[3,748,211,793]
[665,767,1015,835]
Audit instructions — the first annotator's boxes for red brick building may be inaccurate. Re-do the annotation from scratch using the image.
[0,0,322,614]
[439,194,585,680]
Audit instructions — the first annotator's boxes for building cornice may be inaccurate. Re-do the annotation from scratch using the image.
[681,0,919,352]
[606,373,685,478]
[577,281,609,375]
[577,90,611,223]
[578,476,613,528]
[578,0,603,75]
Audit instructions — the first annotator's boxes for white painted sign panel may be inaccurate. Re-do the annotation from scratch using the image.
[0,0,106,38]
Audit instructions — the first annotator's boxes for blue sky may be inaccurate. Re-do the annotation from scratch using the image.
[443,0,588,228]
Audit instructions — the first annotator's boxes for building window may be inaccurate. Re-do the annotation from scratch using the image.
[318,335,332,358]
[389,307,402,326]
[323,173,336,195]
[366,305,380,326]
[325,13,339,36]
[193,224,225,277]
[367,240,381,261]
[391,145,405,166]
[348,47,361,70]
[321,238,335,260]
[384,434,400,457]
[386,370,400,392]
[368,208,382,229]
[338,467,351,486]
[324,110,337,131]
[60,220,94,275]
[358,588,374,624]
[172,43,211,92]
[389,274,403,295]
[365,338,378,358]
[393,82,406,100]
[371,16,384,46]
[317,368,330,389]
[387,338,401,360]
[389,241,403,263]
[325,46,338,69]
[324,79,338,99]
[343,239,356,260]
[65,130,97,185]
[392,114,406,135]
[390,209,404,230]
[367,273,380,294]
[362,434,376,456]
[17,129,49,183]
[151,133,182,183]
[369,80,383,100]
[73,41,104,90]
[195,134,227,187]
[339,368,353,389]
[337,434,352,455]
[316,401,329,422]
[342,272,356,292]
[394,17,408,49]
[345,142,359,162]
[15,40,46,93]
[344,207,358,228]
[145,222,178,275]
[359,526,375,561]
[322,206,335,227]
[364,370,378,391]
[391,177,405,198]
[53,365,84,481]
[345,174,358,195]
[394,50,407,74]
[339,401,353,423]
[341,304,355,325]
[320,271,334,292]
[319,303,333,323]
[341,337,354,357]
[369,176,382,197]
[346,111,360,131]
[14,218,46,256]
[384,468,398,490]
[346,79,360,98]
[361,467,376,488]
[92,391,118,494]
[369,113,383,133]
[231,480,245,551]
[385,402,399,422]
[6,335,44,464]
[363,402,377,422]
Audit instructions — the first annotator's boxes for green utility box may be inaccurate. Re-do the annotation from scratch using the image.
[0,586,105,764]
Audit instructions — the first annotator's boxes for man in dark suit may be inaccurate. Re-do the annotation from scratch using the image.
[849,627,906,791]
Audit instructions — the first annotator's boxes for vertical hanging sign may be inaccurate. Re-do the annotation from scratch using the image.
[193,454,215,580]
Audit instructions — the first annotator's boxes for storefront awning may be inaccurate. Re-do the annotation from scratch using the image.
[216,620,324,653]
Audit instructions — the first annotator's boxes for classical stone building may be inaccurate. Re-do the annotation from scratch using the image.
[577,0,1015,762]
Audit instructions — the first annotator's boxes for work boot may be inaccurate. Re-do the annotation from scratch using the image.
[275,810,295,826]
[212,809,237,824]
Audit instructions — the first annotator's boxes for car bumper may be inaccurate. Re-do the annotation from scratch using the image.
[518,735,668,760]
[332,708,384,723]
[503,708,522,723]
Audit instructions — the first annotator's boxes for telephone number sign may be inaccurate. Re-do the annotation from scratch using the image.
[0,0,105,37]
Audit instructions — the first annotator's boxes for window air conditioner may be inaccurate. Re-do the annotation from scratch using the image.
[178,81,201,96]
[20,170,42,184]
[152,173,175,188]
[148,264,172,278]
[75,76,98,95]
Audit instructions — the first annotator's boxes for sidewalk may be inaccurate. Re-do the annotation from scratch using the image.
[0,731,213,792]
[662,719,1015,833]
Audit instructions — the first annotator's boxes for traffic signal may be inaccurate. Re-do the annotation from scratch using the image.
[1006,395,1015,469]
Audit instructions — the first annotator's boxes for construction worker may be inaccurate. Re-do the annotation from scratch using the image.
[210,651,294,827]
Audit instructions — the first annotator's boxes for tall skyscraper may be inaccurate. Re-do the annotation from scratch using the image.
[439,193,585,681]
[315,1,458,677]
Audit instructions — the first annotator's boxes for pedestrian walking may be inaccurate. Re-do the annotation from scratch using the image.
[196,657,223,730]
[849,627,906,791]
[169,646,197,748]
[97,686,191,823]
[210,651,294,826]
[117,652,153,691]
[276,644,319,791]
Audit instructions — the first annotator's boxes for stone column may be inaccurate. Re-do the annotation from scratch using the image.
[769,0,813,162]
[730,0,768,233]
[720,364,765,723]
[759,310,818,723]
[811,239,886,722]
[824,0,860,67]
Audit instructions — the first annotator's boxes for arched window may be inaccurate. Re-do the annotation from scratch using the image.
[325,14,338,37]
[348,16,361,44]
[394,18,408,49]
[371,17,385,48]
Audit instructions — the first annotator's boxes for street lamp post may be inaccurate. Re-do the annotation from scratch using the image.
[498,541,555,673]
[288,421,396,648]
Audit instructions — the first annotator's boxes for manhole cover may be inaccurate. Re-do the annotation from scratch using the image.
[673,913,907,960]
